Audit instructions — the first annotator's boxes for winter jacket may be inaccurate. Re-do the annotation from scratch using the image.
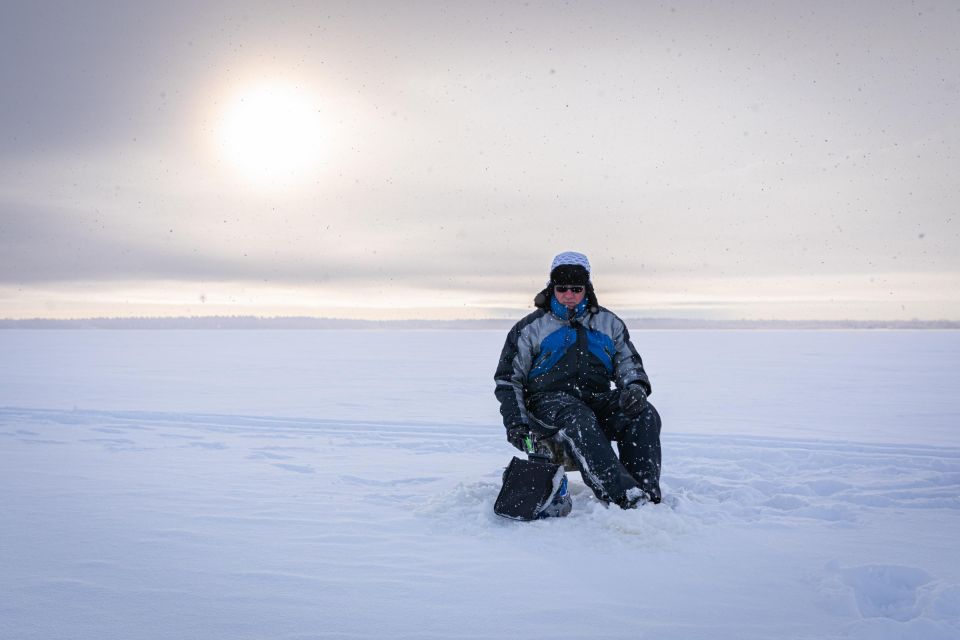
[494,292,651,430]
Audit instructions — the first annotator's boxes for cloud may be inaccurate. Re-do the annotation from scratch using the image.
[1,2,958,319]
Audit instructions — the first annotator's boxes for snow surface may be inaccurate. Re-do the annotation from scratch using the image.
[1,329,958,639]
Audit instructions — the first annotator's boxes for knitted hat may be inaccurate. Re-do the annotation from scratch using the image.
[533,251,599,312]
[549,251,591,286]
[550,251,591,274]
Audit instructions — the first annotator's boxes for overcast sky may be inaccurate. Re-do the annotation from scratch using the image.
[1,1,957,320]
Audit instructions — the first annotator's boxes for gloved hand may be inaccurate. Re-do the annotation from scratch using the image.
[619,384,648,418]
[506,424,531,452]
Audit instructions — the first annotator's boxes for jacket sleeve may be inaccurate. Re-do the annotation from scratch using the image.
[612,318,652,395]
[494,319,534,430]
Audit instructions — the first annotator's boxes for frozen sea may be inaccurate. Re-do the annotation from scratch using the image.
[1,329,958,639]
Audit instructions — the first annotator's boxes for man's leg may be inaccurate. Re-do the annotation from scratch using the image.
[527,392,641,505]
[593,393,663,503]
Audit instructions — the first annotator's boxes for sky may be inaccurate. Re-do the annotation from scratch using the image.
[1,1,958,321]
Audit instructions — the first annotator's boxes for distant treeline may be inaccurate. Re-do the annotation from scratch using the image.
[1,316,958,330]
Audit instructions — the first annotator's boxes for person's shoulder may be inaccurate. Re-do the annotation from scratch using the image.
[590,306,629,332]
[510,308,547,332]
[593,305,626,323]
[504,309,550,340]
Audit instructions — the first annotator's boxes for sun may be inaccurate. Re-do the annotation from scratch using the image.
[216,82,324,187]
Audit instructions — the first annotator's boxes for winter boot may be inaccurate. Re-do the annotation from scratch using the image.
[614,486,649,510]
[538,473,572,518]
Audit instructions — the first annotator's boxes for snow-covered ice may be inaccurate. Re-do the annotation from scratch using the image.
[1,329,958,639]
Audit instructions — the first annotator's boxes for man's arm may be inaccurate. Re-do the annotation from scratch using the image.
[494,324,530,429]
[493,314,539,429]
[611,316,651,394]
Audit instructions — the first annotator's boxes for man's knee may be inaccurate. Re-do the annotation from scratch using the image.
[528,392,597,432]
[629,401,661,436]
[555,401,601,431]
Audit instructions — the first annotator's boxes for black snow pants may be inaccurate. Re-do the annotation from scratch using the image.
[526,390,662,504]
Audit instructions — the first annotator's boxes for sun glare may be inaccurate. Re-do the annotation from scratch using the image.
[216,83,324,187]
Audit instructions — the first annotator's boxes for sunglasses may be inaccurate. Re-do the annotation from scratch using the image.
[554,285,585,294]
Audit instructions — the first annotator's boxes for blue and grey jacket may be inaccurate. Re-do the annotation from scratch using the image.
[494,293,651,430]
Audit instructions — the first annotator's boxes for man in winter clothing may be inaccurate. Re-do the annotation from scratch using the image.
[494,251,662,508]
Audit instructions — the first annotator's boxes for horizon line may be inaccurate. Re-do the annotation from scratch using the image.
[2,315,959,330]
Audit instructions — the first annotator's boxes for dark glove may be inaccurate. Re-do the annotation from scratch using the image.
[506,424,531,452]
[619,385,648,418]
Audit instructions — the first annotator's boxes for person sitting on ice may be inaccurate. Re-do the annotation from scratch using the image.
[494,251,662,508]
